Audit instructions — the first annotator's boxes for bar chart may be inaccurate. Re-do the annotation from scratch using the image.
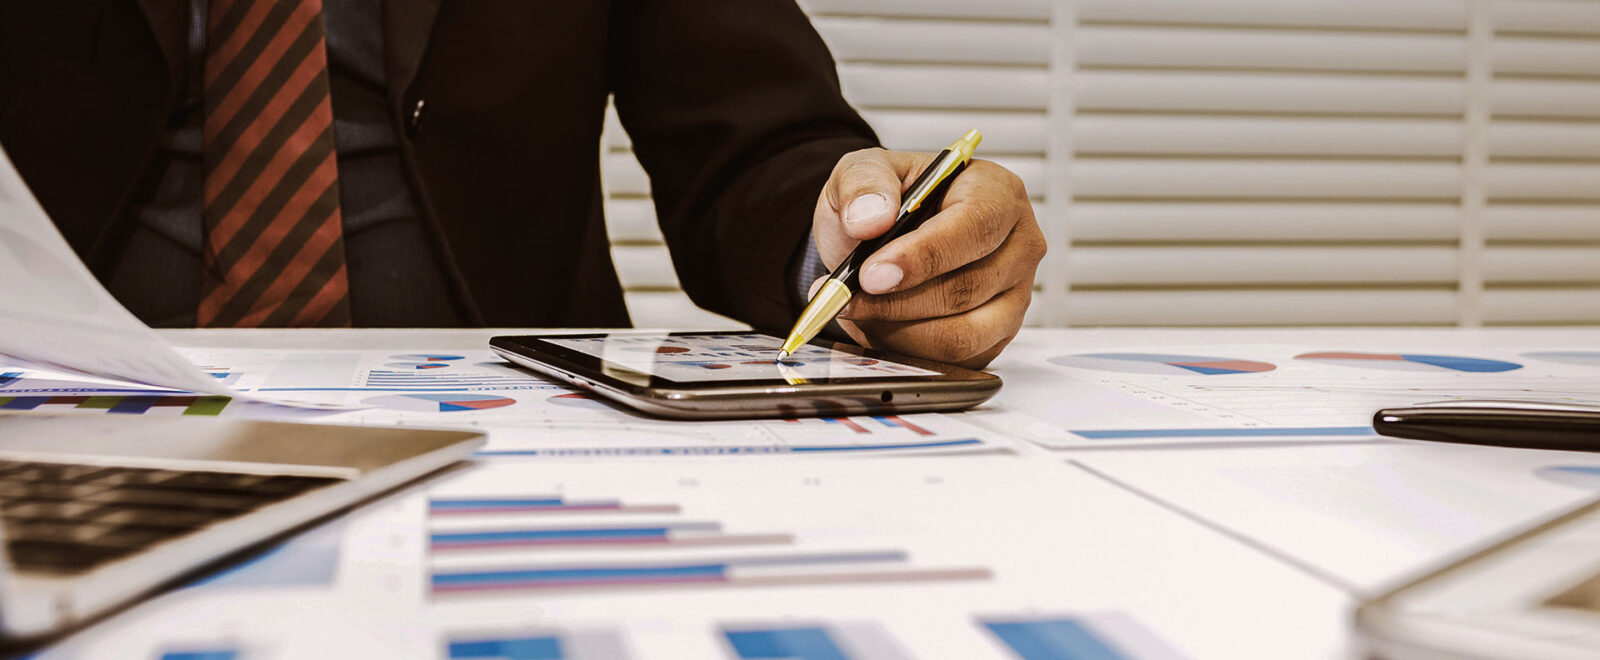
[426,492,990,598]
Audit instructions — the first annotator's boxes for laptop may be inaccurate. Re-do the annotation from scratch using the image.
[0,413,483,640]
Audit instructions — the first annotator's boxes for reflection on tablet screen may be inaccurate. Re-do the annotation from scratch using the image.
[543,333,939,383]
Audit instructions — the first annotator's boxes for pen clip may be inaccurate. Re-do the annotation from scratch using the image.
[899,130,982,215]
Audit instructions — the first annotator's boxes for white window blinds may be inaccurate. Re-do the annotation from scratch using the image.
[602,0,1600,328]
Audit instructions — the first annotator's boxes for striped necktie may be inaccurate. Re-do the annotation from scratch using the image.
[198,0,352,327]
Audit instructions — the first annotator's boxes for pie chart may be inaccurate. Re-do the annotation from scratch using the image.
[1048,353,1276,375]
[1523,351,1600,368]
[362,393,516,412]
[547,392,609,409]
[1534,466,1600,489]
[1296,352,1521,373]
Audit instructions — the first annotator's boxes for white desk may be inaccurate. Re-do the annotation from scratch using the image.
[27,328,1600,659]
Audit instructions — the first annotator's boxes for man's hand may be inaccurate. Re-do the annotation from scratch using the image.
[811,147,1045,369]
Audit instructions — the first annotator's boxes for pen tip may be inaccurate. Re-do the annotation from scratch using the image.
[775,350,789,362]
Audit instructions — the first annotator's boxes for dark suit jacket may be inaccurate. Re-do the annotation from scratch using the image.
[0,0,877,331]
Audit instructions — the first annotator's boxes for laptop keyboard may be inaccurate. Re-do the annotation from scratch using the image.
[0,460,341,575]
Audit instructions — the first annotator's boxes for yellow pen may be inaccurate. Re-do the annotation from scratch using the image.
[777,129,982,360]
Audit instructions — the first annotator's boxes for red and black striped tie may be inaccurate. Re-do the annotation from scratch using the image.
[198,0,351,327]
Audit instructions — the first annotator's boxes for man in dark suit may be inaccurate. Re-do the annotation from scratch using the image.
[0,1,1043,368]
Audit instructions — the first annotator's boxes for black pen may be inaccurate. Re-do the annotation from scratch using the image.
[776,129,982,360]
[1374,399,1600,452]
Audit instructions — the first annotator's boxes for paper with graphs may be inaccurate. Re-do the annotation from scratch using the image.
[0,145,348,408]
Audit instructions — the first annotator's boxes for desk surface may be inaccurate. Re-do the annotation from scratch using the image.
[27,327,1600,659]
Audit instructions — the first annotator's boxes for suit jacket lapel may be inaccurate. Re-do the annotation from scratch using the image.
[135,0,189,87]
[384,0,443,100]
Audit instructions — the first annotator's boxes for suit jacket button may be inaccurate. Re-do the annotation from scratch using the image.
[408,99,426,136]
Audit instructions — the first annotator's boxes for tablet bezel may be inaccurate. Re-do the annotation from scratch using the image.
[488,331,1001,419]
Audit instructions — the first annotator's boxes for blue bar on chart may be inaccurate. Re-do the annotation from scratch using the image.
[429,550,994,595]
[430,522,721,550]
[474,438,985,458]
[435,562,724,592]
[725,627,849,660]
[449,636,563,660]
[722,622,910,660]
[447,631,629,659]
[429,496,680,516]
[0,371,22,387]
[160,650,239,660]
[1071,426,1373,440]
[980,618,1127,660]
[432,496,569,512]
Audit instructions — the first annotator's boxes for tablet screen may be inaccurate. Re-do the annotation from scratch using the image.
[542,332,939,383]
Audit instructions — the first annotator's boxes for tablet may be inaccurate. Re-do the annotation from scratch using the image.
[489,331,1001,419]
[1355,494,1600,659]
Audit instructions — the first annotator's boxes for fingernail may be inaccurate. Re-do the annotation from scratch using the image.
[844,193,891,228]
[860,262,903,293]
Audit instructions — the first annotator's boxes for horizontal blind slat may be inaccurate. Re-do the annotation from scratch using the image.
[603,108,628,150]
[1071,202,1461,242]
[1484,204,1600,240]
[603,153,649,196]
[1494,37,1600,77]
[1493,1,1600,36]
[1073,159,1462,199]
[611,245,681,290]
[860,110,1048,154]
[841,64,1049,110]
[1482,288,1600,323]
[1491,79,1600,118]
[813,18,1051,65]
[1075,115,1463,156]
[1486,163,1600,201]
[1079,0,1468,31]
[1078,26,1468,73]
[1067,289,1458,325]
[1484,247,1600,283]
[1071,247,1457,285]
[1077,70,1466,115]
[799,0,1050,21]
[604,199,661,244]
[1488,120,1600,158]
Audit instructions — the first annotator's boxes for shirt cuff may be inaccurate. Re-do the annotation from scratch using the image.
[792,230,831,311]
[788,231,851,343]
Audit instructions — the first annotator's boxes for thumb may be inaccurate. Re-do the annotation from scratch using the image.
[827,150,902,240]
